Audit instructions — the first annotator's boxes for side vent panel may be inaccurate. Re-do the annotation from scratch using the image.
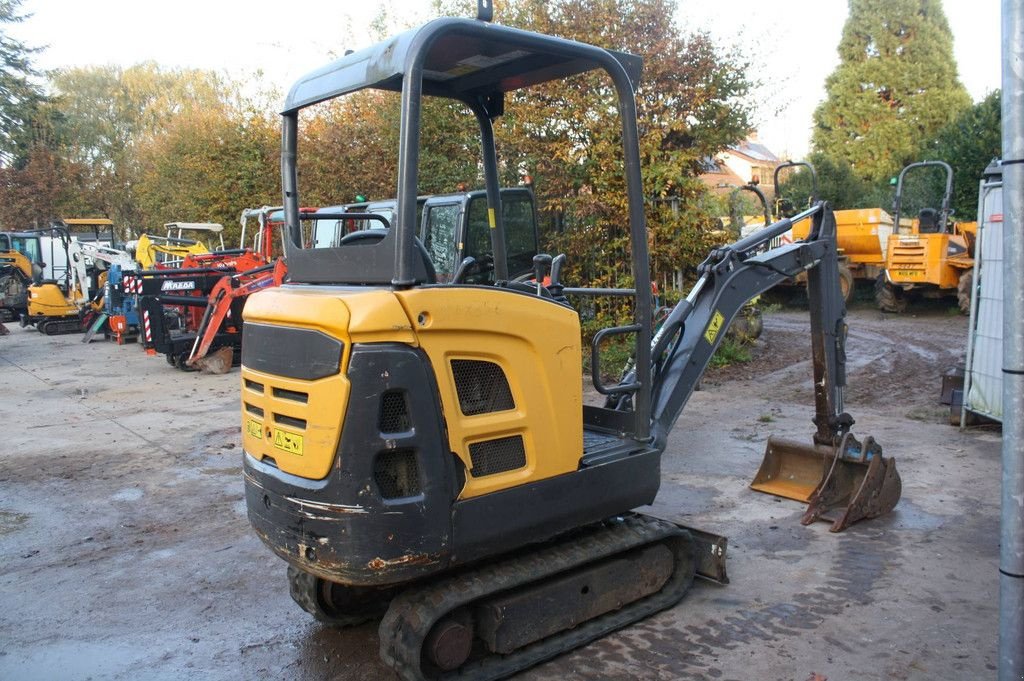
[373,450,421,499]
[451,359,514,416]
[379,390,412,433]
[469,435,526,477]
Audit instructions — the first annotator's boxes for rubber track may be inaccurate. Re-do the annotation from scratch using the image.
[379,513,696,681]
[42,318,85,335]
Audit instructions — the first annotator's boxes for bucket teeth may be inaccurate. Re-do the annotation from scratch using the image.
[801,434,902,532]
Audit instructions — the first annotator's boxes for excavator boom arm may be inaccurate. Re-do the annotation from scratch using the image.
[647,203,850,449]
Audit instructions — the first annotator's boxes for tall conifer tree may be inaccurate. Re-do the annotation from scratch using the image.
[0,0,44,167]
[812,0,970,183]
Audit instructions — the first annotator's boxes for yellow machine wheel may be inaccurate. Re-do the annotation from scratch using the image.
[838,264,854,304]
[957,270,972,316]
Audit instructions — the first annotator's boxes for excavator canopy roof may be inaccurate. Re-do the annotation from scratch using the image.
[283,17,641,113]
[163,222,224,233]
[62,218,114,227]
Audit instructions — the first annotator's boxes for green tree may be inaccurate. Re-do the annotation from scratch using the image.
[776,152,887,211]
[134,105,279,244]
[923,90,1001,219]
[0,0,44,167]
[297,92,480,207]
[492,0,751,312]
[48,63,228,231]
[812,0,971,184]
[0,146,94,227]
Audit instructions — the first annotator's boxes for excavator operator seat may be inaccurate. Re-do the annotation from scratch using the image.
[336,229,438,284]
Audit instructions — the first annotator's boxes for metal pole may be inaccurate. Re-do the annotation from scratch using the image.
[1000,0,1024,678]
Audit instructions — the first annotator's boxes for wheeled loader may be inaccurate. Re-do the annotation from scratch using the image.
[240,9,902,680]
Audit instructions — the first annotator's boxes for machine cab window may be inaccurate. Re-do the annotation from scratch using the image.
[464,190,539,284]
[422,202,461,281]
[13,236,41,264]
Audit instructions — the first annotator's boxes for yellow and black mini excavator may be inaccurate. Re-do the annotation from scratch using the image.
[240,6,901,680]
[0,231,43,321]
[21,225,101,335]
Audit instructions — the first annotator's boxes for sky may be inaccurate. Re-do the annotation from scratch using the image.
[9,0,1002,159]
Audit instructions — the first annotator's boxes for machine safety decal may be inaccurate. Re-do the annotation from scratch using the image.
[246,419,262,439]
[273,428,303,456]
[704,310,725,345]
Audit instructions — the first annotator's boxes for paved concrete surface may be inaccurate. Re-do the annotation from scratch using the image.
[0,305,1000,680]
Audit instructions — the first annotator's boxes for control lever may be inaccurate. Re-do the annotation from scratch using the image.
[549,254,566,299]
[532,254,552,295]
[451,256,476,284]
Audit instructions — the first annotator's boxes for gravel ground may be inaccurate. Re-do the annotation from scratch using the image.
[0,302,1000,680]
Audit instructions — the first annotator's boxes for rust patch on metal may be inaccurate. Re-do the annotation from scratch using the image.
[367,553,437,571]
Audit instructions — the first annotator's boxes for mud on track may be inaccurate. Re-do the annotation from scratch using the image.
[0,304,1000,680]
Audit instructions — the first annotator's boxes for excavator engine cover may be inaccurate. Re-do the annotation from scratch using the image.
[751,434,901,532]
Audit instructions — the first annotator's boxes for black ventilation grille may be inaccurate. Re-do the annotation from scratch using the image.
[379,391,411,433]
[373,450,421,499]
[451,360,514,416]
[469,435,526,477]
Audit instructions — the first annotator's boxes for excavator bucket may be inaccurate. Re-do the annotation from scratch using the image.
[190,346,234,374]
[750,436,830,503]
[751,433,901,532]
[801,434,901,533]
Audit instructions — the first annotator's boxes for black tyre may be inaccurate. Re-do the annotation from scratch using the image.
[175,351,197,372]
[957,269,973,316]
[874,274,906,313]
[838,264,854,304]
[287,565,391,627]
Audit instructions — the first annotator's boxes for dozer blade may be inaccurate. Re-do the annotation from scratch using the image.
[801,433,901,533]
[81,313,108,343]
[750,436,831,503]
[190,346,234,374]
[670,522,729,585]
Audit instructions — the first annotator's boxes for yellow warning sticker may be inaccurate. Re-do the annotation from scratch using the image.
[704,310,725,345]
[488,208,496,229]
[273,429,303,456]
[246,419,262,439]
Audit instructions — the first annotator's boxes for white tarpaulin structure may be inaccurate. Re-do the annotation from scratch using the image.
[963,163,1005,424]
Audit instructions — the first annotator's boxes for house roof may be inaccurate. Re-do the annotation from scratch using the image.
[728,139,780,163]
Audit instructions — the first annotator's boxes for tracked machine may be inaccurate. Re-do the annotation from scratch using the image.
[20,225,102,335]
[0,231,44,321]
[240,8,902,680]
